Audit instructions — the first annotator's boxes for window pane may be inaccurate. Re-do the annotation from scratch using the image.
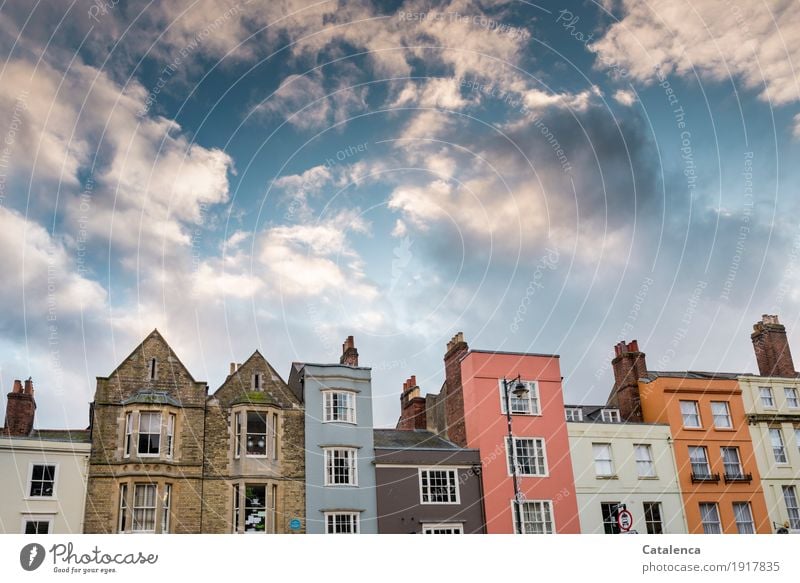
[680,401,700,427]
[783,486,800,529]
[733,502,754,534]
[644,502,663,534]
[700,503,721,534]
[246,412,268,456]
[138,412,161,455]
[760,387,775,407]
[635,445,655,477]
[24,521,49,534]
[770,428,787,463]
[689,446,710,477]
[593,444,614,476]
[711,402,731,428]
[601,502,621,534]
[244,485,266,533]
[420,469,458,503]
[325,448,356,485]
[29,464,56,497]
[786,388,799,408]
[326,513,358,534]
[517,501,553,534]
[132,485,156,532]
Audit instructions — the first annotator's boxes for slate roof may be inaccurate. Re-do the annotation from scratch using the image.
[2,429,92,443]
[373,429,467,450]
[642,371,750,381]
[121,389,181,407]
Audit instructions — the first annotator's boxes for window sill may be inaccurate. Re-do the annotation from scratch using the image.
[322,420,358,425]
[638,476,659,480]
[24,496,57,501]
[681,427,705,431]
[420,501,461,505]
[595,475,618,480]
[712,427,736,431]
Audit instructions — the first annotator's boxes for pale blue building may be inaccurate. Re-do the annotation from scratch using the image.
[288,337,377,533]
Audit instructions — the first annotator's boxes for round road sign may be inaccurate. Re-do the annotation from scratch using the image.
[617,509,633,532]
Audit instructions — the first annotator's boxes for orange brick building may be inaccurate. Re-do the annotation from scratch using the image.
[608,341,770,534]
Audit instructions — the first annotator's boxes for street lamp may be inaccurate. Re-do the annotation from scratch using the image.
[503,374,529,534]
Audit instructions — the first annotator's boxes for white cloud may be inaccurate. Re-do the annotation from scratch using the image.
[612,88,637,106]
[592,0,800,107]
[390,78,472,110]
[0,207,107,322]
[793,113,800,140]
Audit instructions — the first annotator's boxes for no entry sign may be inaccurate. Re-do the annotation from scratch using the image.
[617,509,633,532]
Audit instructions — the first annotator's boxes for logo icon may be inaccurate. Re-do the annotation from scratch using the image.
[20,543,46,571]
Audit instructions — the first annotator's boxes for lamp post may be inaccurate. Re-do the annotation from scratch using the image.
[503,374,529,534]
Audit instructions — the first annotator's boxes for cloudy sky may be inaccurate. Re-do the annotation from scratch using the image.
[2,0,800,430]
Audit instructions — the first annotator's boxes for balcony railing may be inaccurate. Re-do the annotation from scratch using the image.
[691,471,721,484]
[724,472,753,484]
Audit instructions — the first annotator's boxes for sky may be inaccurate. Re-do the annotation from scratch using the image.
[1,0,800,430]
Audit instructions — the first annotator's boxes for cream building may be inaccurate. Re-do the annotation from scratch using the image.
[566,405,687,534]
[739,315,800,532]
[740,375,800,532]
[0,379,91,534]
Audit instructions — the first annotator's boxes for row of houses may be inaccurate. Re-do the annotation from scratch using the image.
[1,315,799,534]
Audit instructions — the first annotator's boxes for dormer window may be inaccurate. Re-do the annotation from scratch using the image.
[149,358,157,380]
[252,373,262,391]
[601,409,621,423]
[565,408,583,422]
[121,409,177,460]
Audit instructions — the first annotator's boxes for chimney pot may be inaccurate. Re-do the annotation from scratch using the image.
[3,379,36,436]
[751,314,795,377]
[340,336,359,367]
[12,379,22,394]
[24,378,33,395]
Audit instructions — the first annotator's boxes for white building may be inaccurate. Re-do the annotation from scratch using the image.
[566,405,687,534]
[740,375,800,532]
[0,379,91,534]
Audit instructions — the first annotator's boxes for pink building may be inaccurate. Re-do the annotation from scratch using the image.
[397,333,580,534]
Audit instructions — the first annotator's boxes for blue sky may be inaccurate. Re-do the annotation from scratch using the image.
[2,0,800,430]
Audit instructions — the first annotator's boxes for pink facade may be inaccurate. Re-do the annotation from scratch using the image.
[460,351,580,533]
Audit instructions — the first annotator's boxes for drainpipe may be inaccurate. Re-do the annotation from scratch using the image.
[667,436,689,533]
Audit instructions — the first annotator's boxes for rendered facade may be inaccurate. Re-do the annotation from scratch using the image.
[288,337,378,534]
[0,379,91,534]
[566,405,687,534]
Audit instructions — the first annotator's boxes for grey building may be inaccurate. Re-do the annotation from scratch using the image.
[374,429,485,534]
[288,337,378,534]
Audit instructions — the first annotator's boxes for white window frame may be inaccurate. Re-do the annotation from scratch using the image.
[166,413,175,459]
[422,523,464,534]
[498,380,540,416]
[795,428,800,456]
[418,468,461,505]
[564,407,583,422]
[733,502,755,534]
[760,387,776,408]
[324,512,360,534]
[700,502,722,534]
[324,447,358,486]
[689,446,712,478]
[124,412,134,458]
[592,443,615,477]
[245,411,270,458]
[323,390,357,424]
[161,484,171,534]
[634,444,656,478]
[680,400,701,428]
[600,409,621,423]
[131,484,157,533]
[118,484,128,533]
[512,500,554,534]
[137,411,162,457]
[710,401,732,429]
[234,411,242,459]
[20,515,54,534]
[643,501,663,535]
[27,462,58,500]
[783,485,800,529]
[785,387,799,409]
[770,428,788,464]
[506,437,548,477]
[722,446,744,478]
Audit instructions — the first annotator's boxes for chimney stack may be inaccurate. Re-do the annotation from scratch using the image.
[751,315,796,377]
[608,340,646,422]
[397,375,427,430]
[340,336,359,367]
[2,378,36,437]
[443,332,469,446]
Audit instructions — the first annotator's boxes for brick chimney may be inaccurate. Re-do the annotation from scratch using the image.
[443,332,469,446]
[397,375,427,430]
[608,340,646,422]
[340,336,359,367]
[2,378,36,437]
[751,315,796,377]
